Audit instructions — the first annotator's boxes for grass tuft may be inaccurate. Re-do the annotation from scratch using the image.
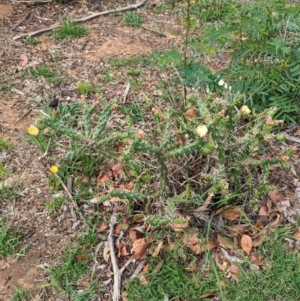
[53,21,88,40]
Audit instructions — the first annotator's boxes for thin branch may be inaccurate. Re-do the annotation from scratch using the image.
[13,0,147,40]
[38,138,51,160]
[109,215,121,301]
[55,174,89,229]
[16,104,38,122]
[11,11,31,30]
[286,134,300,144]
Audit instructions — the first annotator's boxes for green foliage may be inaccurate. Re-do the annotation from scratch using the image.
[25,37,41,45]
[0,85,11,92]
[120,102,145,123]
[149,49,183,70]
[11,287,31,301]
[108,56,144,68]
[128,227,299,301]
[53,21,88,40]
[45,195,66,214]
[223,227,300,301]
[24,64,64,84]
[47,229,99,300]
[0,137,11,151]
[0,217,21,256]
[76,81,102,94]
[127,258,217,300]
[187,0,300,122]
[123,12,144,27]
[127,69,141,76]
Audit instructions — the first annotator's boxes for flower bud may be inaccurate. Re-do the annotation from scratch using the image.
[195,125,208,138]
[240,105,251,115]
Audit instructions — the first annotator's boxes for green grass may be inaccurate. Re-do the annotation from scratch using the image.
[45,195,66,214]
[108,56,144,68]
[53,21,88,40]
[11,287,31,301]
[127,69,141,77]
[24,64,64,84]
[76,81,102,94]
[127,227,300,301]
[25,37,41,45]
[0,136,11,151]
[0,217,21,256]
[123,12,144,28]
[46,229,100,299]
[0,185,17,201]
[0,85,11,92]
[127,257,217,301]
[120,102,145,123]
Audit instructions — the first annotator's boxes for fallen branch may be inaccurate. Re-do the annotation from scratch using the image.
[109,215,121,301]
[286,134,300,144]
[11,11,31,30]
[11,0,51,3]
[13,0,147,40]
[55,173,89,229]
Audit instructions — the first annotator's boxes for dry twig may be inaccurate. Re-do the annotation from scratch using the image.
[13,0,147,40]
[11,11,31,30]
[55,174,89,229]
[109,215,121,301]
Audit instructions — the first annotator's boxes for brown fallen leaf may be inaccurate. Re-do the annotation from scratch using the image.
[252,234,269,247]
[195,193,213,212]
[221,208,241,221]
[293,229,300,240]
[186,107,197,119]
[131,238,150,259]
[183,228,198,245]
[215,205,232,215]
[97,170,112,184]
[103,242,110,262]
[114,224,123,235]
[143,264,149,273]
[250,253,264,266]
[167,241,177,251]
[97,222,109,232]
[227,224,249,236]
[110,197,127,203]
[240,234,252,255]
[190,240,216,255]
[268,190,283,203]
[151,260,164,275]
[152,240,164,257]
[138,274,148,286]
[190,242,203,255]
[217,234,236,250]
[117,242,130,257]
[90,197,101,204]
[171,220,189,232]
[112,163,124,177]
[259,205,269,216]
[75,254,88,261]
[200,292,218,299]
[228,264,240,280]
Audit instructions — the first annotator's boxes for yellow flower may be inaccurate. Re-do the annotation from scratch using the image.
[195,125,208,138]
[240,105,251,115]
[50,165,59,174]
[28,125,39,136]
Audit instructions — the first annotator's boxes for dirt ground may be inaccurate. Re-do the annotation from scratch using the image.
[1,0,300,300]
[0,0,183,299]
